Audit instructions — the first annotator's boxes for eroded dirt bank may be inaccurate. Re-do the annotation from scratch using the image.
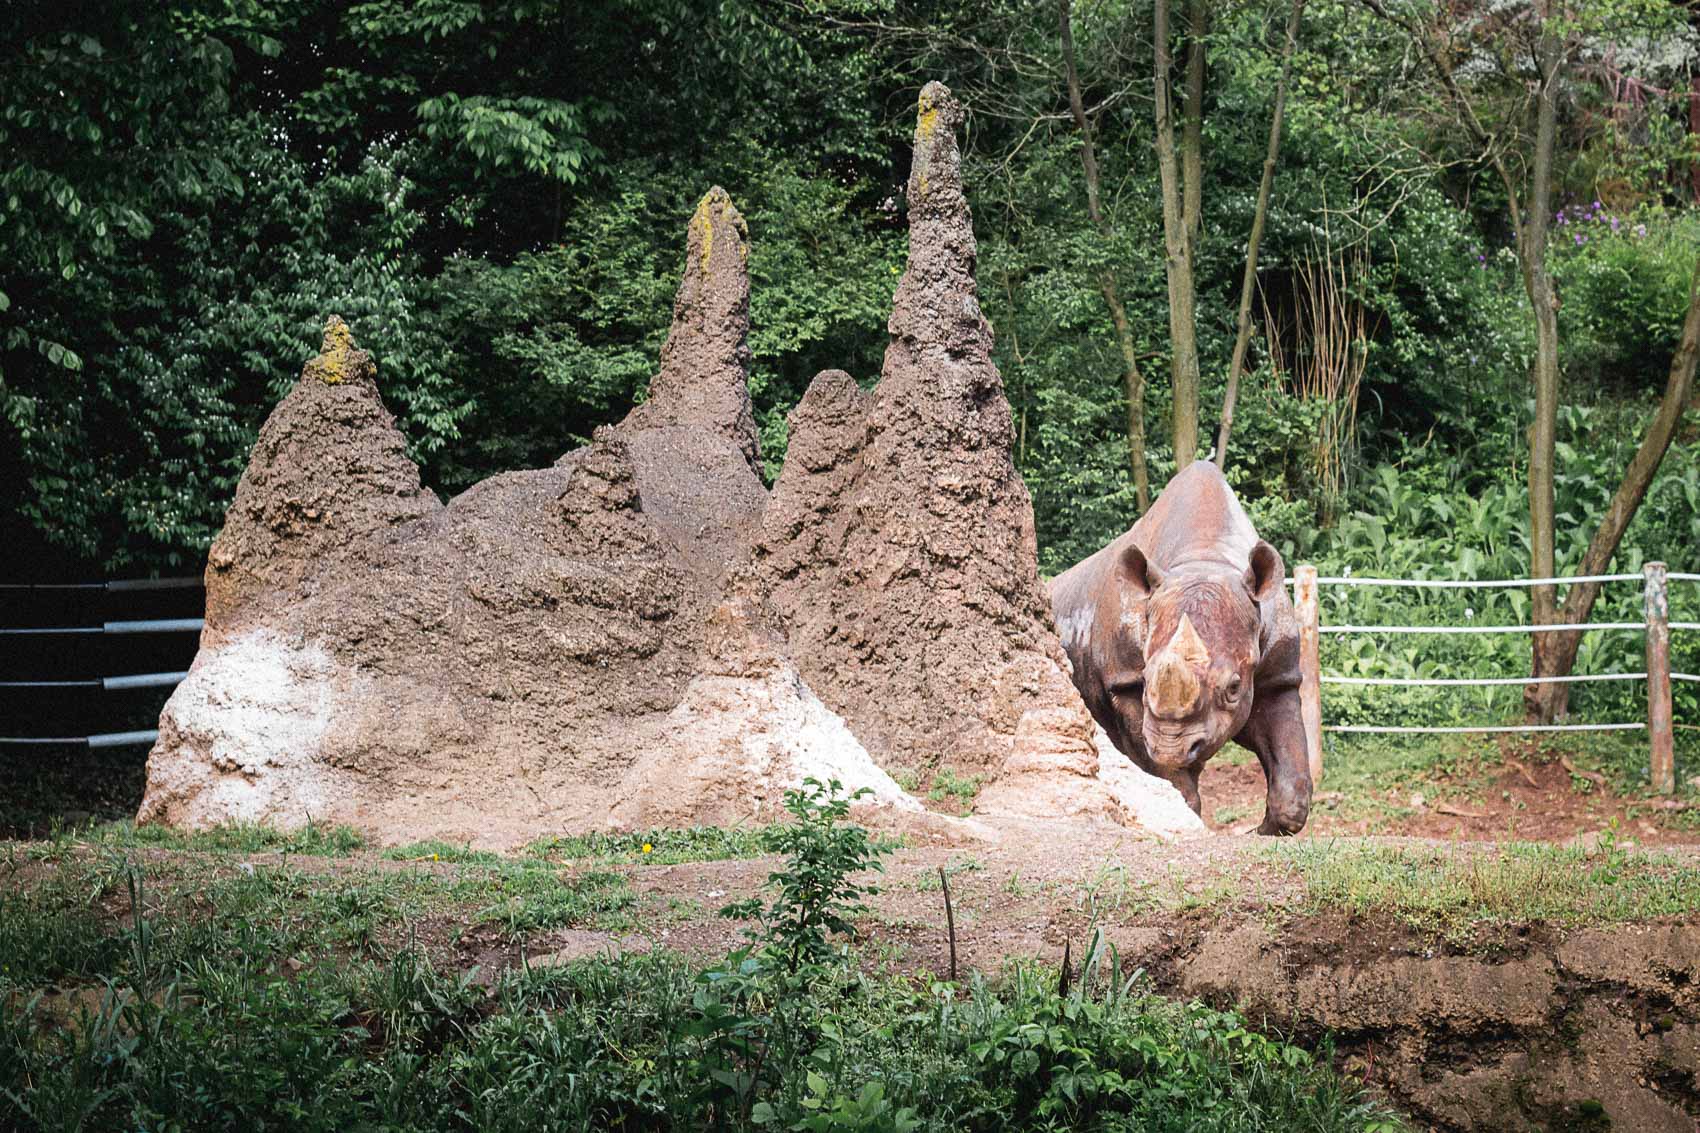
[594,834,1700,1133]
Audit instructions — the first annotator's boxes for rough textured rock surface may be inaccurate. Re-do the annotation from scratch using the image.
[745,83,1158,824]
[619,187,760,474]
[141,191,894,847]
[143,100,1190,846]
[201,317,440,632]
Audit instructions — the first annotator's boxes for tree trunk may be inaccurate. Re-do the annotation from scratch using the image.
[1526,252,1700,720]
[1215,0,1305,466]
[1523,24,1565,720]
[1155,0,1202,467]
[1183,0,1207,247]
[1060,0,1151,509]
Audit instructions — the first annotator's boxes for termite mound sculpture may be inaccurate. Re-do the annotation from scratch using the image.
[139,83,1201,847]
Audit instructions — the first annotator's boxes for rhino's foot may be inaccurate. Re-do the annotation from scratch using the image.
[1255,809,1305,836]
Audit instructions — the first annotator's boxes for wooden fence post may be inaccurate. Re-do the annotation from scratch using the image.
[1645,561,1674,795]
[1295,564,1324,784]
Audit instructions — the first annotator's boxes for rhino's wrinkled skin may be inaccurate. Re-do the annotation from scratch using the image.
[1049,462,1312,835]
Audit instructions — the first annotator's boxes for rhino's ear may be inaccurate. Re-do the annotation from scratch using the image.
[1245,540,1285,603]
[1118,543,1164,599]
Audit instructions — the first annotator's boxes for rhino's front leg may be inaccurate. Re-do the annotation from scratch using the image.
[1169,766,1202,815]
[1236,685,1312,835]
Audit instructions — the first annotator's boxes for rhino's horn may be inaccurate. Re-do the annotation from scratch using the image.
[1149,614,1209,716]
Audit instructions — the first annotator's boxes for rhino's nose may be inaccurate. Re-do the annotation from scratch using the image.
[1186,737,1206,764]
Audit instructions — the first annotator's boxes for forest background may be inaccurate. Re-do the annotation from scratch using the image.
[3,0,1698,733]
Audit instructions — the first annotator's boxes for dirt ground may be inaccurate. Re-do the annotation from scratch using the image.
[8,734,1700,1132]
[1201,736,1700,846]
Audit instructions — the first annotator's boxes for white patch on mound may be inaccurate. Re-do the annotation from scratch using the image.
[977,714,1207,838]
[1091,728,1208,837]
[611,663,919,830]
[138,630,352,829]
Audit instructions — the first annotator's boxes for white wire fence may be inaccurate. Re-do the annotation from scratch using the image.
[1293,562,1693,793]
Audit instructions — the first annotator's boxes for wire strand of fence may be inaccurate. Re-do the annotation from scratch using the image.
[0,578,200,592]
[1668,573,1700,582]
[1675,673,1700,683]
[0,618,204,636]
[1321,672,1645,687]
[1325,722,1645,734]
[0,730,160,748]
[1672,622,1700,631]
[1294,572,1645,589]
[1319,621,1644,635]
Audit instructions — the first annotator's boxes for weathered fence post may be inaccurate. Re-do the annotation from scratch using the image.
[1295,564,1324,784]
[1644,561,1674,794]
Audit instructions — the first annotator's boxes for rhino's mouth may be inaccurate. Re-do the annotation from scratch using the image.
[1143,719,1210,769]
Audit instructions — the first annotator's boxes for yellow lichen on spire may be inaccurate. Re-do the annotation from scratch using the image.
[915,89,938,201]
[306,315,370,385]
[917,89,938,140]
[692,193,716,273]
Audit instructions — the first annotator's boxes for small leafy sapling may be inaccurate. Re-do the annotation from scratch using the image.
[719,777,885,973]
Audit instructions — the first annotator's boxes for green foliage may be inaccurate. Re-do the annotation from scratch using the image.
[525,823,770,865]
[722,778,886,973]
[1,847,1406,1132]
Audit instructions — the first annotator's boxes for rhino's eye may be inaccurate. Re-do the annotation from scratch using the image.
[1222,675,1243,704]
[1112,680,1145,702]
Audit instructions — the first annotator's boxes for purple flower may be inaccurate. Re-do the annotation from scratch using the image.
[1611,218,1620,232]
[1634,224,1647,238]
[1592,200,1602,210]
[1556,213,1566,225]
[1574,234,1584,245]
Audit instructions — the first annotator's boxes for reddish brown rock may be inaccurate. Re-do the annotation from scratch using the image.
[745,86,1095,791]
[201,317,439,633]
[142,113,1194,846]
[141,191,906,847]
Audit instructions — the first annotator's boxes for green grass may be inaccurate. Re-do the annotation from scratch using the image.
[0,841,641,989]
[1311,734,1505,827]
[34,818,367,858]
[927,770,986,815]
[1270,834,1700,940]
[523,823,769,865]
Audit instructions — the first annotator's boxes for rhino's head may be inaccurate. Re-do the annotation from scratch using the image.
[1113,542,1284,773]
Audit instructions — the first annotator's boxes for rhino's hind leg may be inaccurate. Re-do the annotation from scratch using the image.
[1236,686,1313,835]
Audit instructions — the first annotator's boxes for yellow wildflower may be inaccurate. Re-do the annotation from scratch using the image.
[641,843,654,855]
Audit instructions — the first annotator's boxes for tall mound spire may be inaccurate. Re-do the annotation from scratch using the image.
[202,316,437,631]
[746,80,1102,785]
[622,186,759,471]
[887,82,990,362]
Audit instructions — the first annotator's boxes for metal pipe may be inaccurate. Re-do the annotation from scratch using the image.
[1322,672,1646,687]
[1301,573,1644,589]
[1320,622,1644,635]
[1327,723,1645,734]
[102,671,189,690]
[0,671,188,691]
[0,577,201,592]
[0,730,160,748]
[86,730,160,749]
[0,618,204,636]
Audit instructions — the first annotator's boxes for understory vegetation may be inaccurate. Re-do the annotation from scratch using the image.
[5,1,1698,746]
[1,783,1408,1132]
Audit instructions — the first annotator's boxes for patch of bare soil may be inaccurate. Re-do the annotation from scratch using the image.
[1202,746,1700,847]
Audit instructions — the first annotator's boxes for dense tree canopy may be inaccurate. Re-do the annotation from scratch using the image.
[3,0,1698,723]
